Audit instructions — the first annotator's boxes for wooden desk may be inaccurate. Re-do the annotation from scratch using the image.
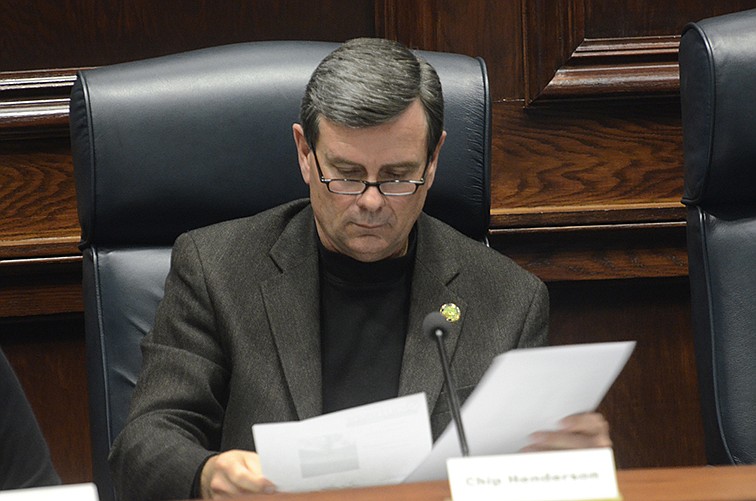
[235,465,756,501]
[617,465,756,501]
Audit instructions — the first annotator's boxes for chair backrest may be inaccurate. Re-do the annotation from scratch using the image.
[69,40,491,499]
[679,9,756,465]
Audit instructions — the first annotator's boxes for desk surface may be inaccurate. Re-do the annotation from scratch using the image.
[236,465,756,501]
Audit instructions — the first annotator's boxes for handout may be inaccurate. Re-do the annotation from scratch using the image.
[405,341,636,482]
[253,341,636,491]
[253,392,432,492]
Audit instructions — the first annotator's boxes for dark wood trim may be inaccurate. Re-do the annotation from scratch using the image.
[373,0,391,39]
[523,0,681,103]
[538,37,680,101]
[0,69,80,139]
[0,236,81,260]
[490,223,688,281]
[522,0,585,104]
[0,256,83,317]
[491,202,686,229]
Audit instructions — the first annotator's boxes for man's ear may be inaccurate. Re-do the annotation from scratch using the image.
[424,130,447,189]
[292,123,312,185]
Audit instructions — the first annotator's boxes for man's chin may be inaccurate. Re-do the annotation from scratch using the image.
[344,240,398,262]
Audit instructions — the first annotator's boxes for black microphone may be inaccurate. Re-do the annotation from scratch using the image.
[423,311,469,457]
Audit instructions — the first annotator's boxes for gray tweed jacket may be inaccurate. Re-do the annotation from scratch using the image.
[109,199,548,500]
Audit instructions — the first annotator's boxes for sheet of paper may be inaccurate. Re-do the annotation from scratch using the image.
[405,341,635,483]
[0,483,99,500]
[253,392,432,492]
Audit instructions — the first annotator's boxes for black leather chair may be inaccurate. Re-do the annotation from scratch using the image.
[679,10,756,465]
[69,41,491,499]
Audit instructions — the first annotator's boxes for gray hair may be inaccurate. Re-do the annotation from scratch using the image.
[300,38,444,160]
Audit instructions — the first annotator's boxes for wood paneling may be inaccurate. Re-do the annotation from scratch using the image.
[550,277,705,467]
[0,138,79,255]
[0,260,82,317]
[524,0,756,103]
[491,224,687,282]
[584,1,756,38]
[0,0,377,72]
[1,315,91,484]
[380,0,523,100]
[491,99,685,217]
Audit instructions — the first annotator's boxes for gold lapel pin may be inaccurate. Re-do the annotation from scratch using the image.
[439,303,461,323]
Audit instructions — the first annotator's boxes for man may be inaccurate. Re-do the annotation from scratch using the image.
[110,38,610,500]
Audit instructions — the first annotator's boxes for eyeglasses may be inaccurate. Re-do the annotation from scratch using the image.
[311,145,428,196]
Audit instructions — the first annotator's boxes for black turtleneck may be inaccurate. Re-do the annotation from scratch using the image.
[318,228,416,413]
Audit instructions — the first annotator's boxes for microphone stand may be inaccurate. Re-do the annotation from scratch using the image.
[430,318,470,457]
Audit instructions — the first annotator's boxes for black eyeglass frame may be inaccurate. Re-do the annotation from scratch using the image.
[310,144,429,196]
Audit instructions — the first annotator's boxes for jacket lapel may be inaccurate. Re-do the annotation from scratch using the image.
[399,215,468,415]
[259,209,469,421]
[261,207,323,420]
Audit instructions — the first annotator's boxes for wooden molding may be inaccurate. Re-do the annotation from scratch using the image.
[0,69,80,139]
[491,201,686,229]
[490,222,688,282]
[0,236,81,261]
[539,36,680,100]
[0,256,83,317]
[523,0,681,103]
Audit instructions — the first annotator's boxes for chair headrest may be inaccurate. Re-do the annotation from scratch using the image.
[680,9,756,207]
[71,41,491,247]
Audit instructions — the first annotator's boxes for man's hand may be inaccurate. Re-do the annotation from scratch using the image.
[200,450,276,498]
[520,412,612,452]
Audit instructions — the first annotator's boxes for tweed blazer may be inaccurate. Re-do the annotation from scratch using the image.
[109,199,548,500]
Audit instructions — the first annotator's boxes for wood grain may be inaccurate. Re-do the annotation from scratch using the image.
[0,138,80,252]
[491,99,685,215]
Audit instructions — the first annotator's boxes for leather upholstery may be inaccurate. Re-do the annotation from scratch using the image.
[679,9,756,465]
[70,41,491,499]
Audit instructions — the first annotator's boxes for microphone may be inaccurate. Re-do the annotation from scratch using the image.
[423,311,469,457]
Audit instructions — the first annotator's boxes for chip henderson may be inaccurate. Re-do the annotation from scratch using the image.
[467,471,601,486]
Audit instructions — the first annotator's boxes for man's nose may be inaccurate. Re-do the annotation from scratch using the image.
[356,184,385,210]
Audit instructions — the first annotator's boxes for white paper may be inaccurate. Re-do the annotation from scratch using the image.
[0,483,99,500]
[405,341,635,482]
[253,393,432,492]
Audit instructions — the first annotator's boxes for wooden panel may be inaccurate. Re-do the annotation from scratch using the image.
[524,0,756,102]
[1,314,91,484]
[0,0,377,72]
[549,277,706,467]
[0,259,83,317]
[585,1,756,37]
[491,224,687,282]
[379,0,523,100]
[0,137,80,259]
[491,99,685,222]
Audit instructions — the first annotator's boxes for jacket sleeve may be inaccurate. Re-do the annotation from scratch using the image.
[109,232,228,501]
[516,278,549,349]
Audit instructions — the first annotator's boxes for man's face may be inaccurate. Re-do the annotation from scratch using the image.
[293,100,445,263]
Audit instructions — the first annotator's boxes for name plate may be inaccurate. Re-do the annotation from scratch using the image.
[447,448,620,501]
